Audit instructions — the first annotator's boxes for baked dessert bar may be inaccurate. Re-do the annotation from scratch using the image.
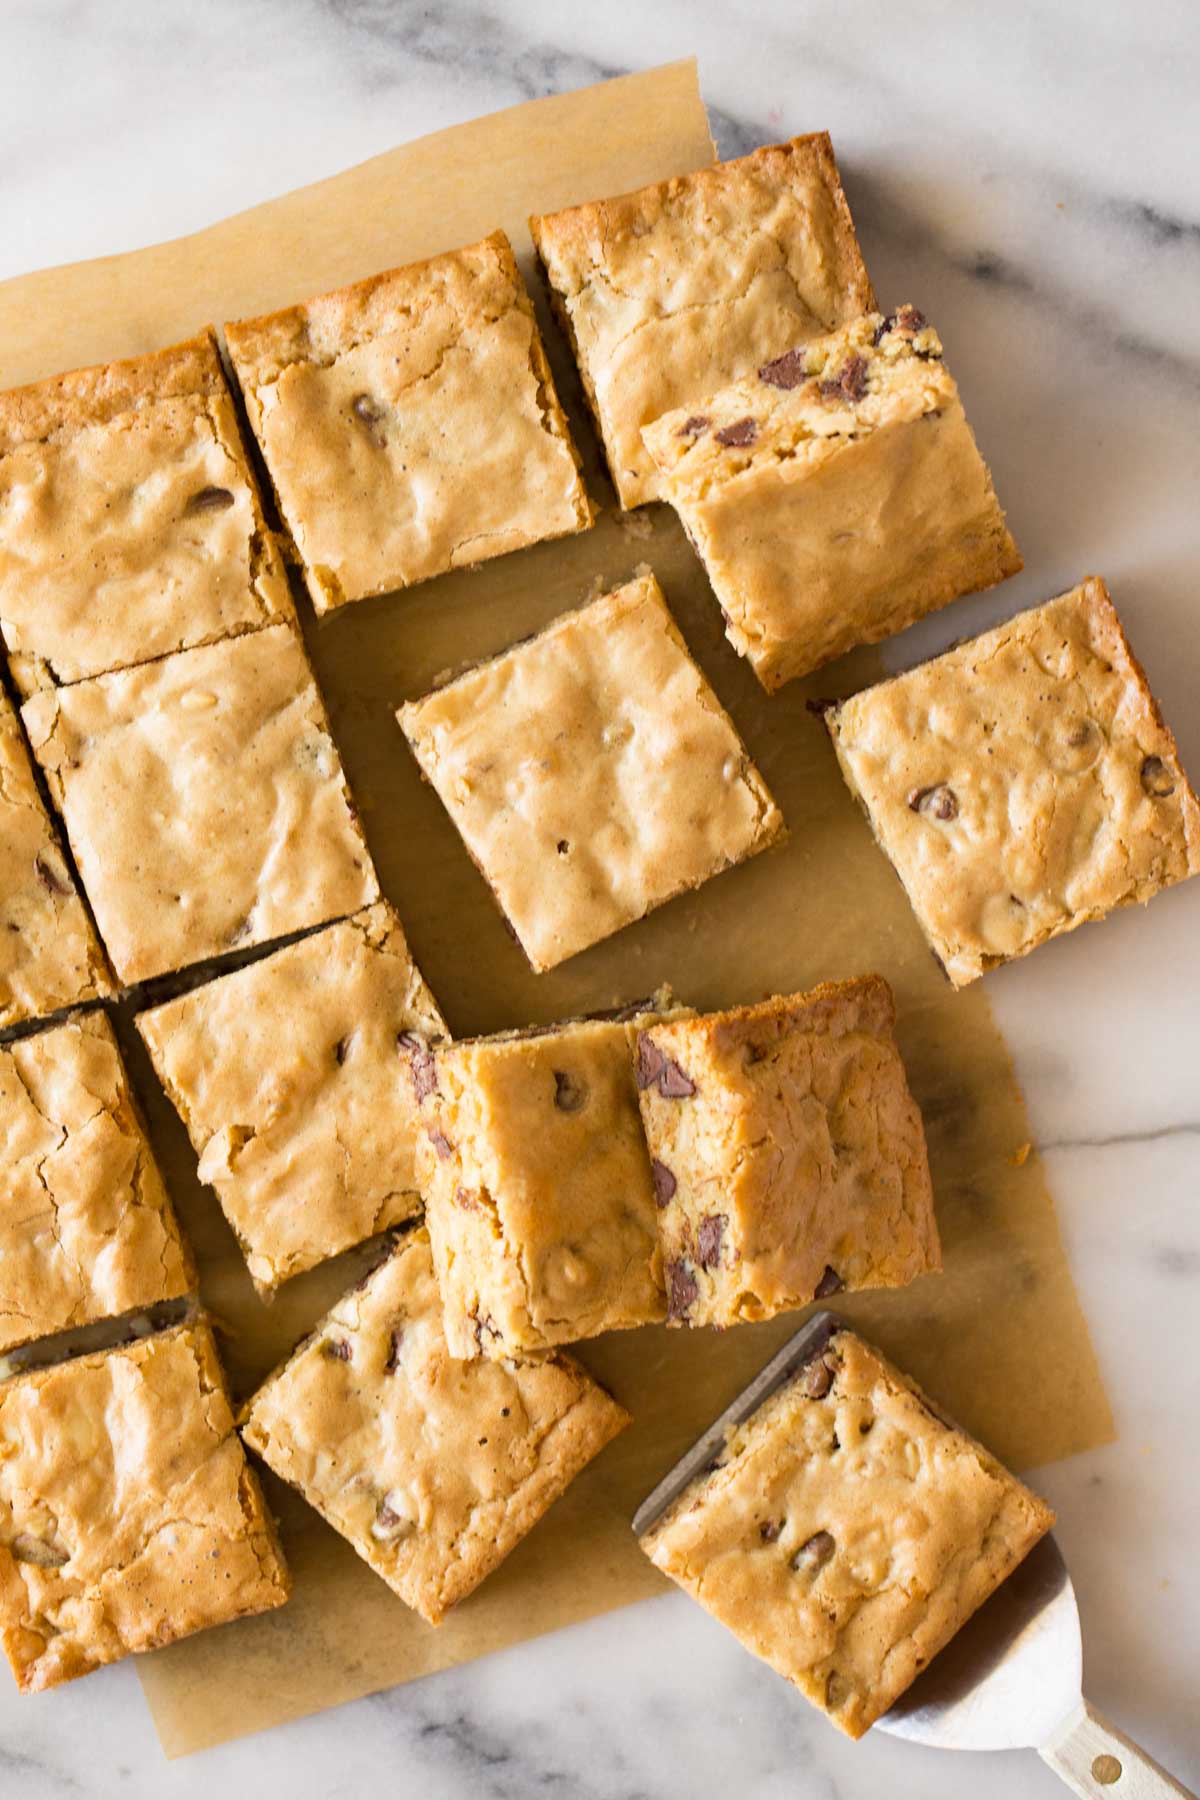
[530,134,873,508]
[240,1229,627,1625]
[0,1323,289,1692]
[0,1011,192,1354]
[138,902,446,1294]
[0,330,292,698]
[0,687,111,1029]
[399,572,784,972]
[639,1324,1054,1738]
[642,308,1021,690]
[22,623,378,985]
[225,231,592,612]
[634,977,939,1328]
[827,576,1200,986]
[405,996,675,1359]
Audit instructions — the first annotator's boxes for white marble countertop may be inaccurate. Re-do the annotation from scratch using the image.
[3,2,1199,1795]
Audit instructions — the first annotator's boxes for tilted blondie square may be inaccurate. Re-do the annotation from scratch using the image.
[0,1323,289,1692]
[827,576,1200,985]
[0,1011,193,1354]
[240,1229,628,1625]
[530,134,874,508]
[225,231,593,612]
[0,687,111,1030]
[138,902,446,1294]
[406,996,676,1359]
[0,329,292,698]
[639,1325,1054,1738]
[22,623,378,985]
[399,572,784,972]
[642,308,1021,690]
[634,977,939,1328]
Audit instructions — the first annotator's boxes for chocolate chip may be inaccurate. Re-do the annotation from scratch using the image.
[650,1159,677,1208]
[813,1266,844,1299]
[556,839,570,854]
[33,852,71,897]
[371,1496,411,1540]
[428,1129,453,1161]
[873,305,928,345]
[323,1337,352,1361]
[759,1519,784,1542]
[908,784,959,821]
[186,485,235,514]
[553,1070,586,1113]
[666,1259,699,1320]
[802,1354,838,1400]
[679,414,710,438]
[659,1058,696,1098]
[635,1037,666,1090]
[383,1327,404,1373]
[398,1032,438,1101]
[714,416,758,448]
[758,347,809,389]
[794,1529,836,1572]
[697,1213,726,1269]
[334,1035,351,1066]
[351,393,386,441]
[818,353,869,403]
[1140,754,1175,798]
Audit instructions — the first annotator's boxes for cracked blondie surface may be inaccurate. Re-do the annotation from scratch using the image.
[0,1323,289,1692]
[138,902,446,1293]
[225,231,592,611]
[240,1229,627,1625]
[404,996,676,1360]
[0,689,111,1030]
[22,623,378,985]
[634,977,939,1328]
[640,1327,1053,1738]
[828,576,1200,985]
[530,134,873,508]
[643,308,1021,689]
[0,1011,192,1354]
[0,330,292,697]
[399,572,784,972]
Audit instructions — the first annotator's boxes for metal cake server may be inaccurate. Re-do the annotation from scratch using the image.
[633,1313,1195,1800]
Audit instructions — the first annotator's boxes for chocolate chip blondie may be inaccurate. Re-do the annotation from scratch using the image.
[138,902,446,1293]
[0,1010,193,1354]
[22,623,378,985]
[399,572,784,972]
[530,134,873,508]
[827,576,1200,985]
[642,308,1021,689]
[0,1323,289,1692]
[639,1325,1054,1738]
[240,1229,628,1625]
[225,231,593,612]
[0,330,292,698]
[634,978,940,1327]
[405,997,676,1359]
[0,687,111,1030]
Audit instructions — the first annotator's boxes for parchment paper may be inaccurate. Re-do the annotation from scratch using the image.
[0,61,1112,1755]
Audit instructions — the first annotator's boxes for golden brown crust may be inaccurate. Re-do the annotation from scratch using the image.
[0,330,226,452]
[641,1327,1054,1738]
[240,1230,627,1625]
[0,1324,289,1692]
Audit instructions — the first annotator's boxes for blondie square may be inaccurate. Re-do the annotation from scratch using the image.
[639,1325,1054,1738]
[225,231,592,612]
[405,996,677,1360]
[530,134,874,508]
[0,687,111,1030]
[642,308,1021,690]
[0,1323,289,1692]
[21,623,378,985]
[138,902,446,1293]
[0,1011,193,1354]
[398,572,784,972]
[0,330,292,698]
[634,977,939,1328]
[240,1230,628,1625]
[827,576,1200,986]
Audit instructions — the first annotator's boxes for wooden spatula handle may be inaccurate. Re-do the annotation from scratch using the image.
[1040,1698,1196,1799]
